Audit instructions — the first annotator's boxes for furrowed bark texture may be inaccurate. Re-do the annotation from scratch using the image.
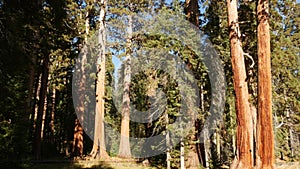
[118,15,132,158]
[256,0,275,168]
[226,0,253,168]
[90,0,109,159]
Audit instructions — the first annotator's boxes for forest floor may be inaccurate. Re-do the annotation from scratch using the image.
[29,161,300,169]
[29,159,156,169]
[26,159,300,169]
[30,163,153,169]
[276,162,300,169]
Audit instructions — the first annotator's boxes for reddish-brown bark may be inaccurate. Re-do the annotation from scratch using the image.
[185,0,200,27]
[73,119,84,156]
[256,0,275,168]
[226,0,253,168]
[90,0,109,157]
[184,1,202,168]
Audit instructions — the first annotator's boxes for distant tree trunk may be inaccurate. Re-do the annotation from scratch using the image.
[166,113,171,169]
[41,84,48,140]
[203,128,210,169]
[214,128,221,160]
[180,139,185,169]
[32,72,41,135]
[256,0,275,168]
[26,57,36,125]
[288,127,294,160]
[90,0,109,159]
[49,85,56,140]
[167,149,171,169]
[226,0,253,168]
[118,14,132,158]
[33,55,49,160]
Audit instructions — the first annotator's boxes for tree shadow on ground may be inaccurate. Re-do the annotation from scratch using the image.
[25,161,114,169]
[74,160,114,169]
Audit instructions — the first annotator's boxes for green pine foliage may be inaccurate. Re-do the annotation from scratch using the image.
[270,0,300,161]
[202,0,235,166]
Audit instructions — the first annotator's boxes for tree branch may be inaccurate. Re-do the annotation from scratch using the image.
[243,52,255,68]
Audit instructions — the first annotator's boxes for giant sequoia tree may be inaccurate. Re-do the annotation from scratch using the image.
[118,13,133,159]
[257,0,275,168]
[226,0,276,168]
[226,0,253,168]
[89,0,109,159]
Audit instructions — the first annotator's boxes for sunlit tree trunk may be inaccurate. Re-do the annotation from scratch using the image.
[72,119,84,157]
[166,112,171,169]
[180,138,185,169]
[32,73,42,134]
[73,10,90,158]
[90,0,109,159]
[213,128,221,160]
[118,14,132,158]
[27,56,36,126]
[49,84,56,142]
[256,0,275,168]
[203,128,210,169]
[41,82,48,140]
[230,106,236,156]
[226,0,253,168]
[33,55,49,160]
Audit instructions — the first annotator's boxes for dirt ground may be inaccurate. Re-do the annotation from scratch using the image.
[276,162,300,169]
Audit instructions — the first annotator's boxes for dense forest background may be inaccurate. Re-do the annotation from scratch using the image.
[0,0,299,168]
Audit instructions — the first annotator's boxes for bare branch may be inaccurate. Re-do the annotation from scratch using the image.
[276,116,285,129]
[243,52,255,68]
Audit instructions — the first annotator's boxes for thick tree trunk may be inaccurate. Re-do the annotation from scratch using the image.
[256,0,275,168]
[72,119,84,157]
[226,0,253,168]
[73,11,90,157]
[90,0,109,159]
[33,55,49,160]
[228,95,237,157]
[185,0,199,27]
[184,1,202,168]
[251,104,257,166]
[118,14,132,158]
